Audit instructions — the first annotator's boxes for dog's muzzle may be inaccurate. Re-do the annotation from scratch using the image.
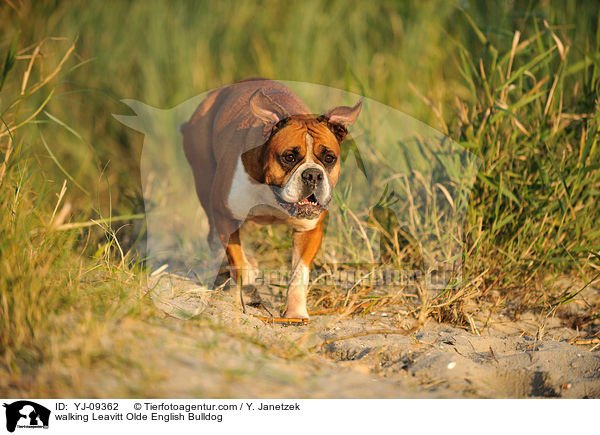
[271,164,331,219]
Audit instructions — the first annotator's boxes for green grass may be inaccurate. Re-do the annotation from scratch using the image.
[1,0,600,395]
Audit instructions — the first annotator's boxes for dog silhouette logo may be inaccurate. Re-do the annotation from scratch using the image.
[3,401,50,432]
[114,80,481,319]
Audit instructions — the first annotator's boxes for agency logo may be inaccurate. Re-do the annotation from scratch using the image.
[115,80,481,319]
[2,401,50,433]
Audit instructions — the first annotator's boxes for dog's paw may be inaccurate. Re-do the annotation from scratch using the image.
[241,285,263,307]
[281,306,309,320]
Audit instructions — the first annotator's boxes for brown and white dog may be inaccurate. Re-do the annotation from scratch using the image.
[180,79,362,319]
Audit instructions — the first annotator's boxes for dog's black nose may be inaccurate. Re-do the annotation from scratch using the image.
[301,168,323,187]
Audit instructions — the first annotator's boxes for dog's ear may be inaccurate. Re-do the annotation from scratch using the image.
[249,89,289,125]
[323,98,363,127]
[320,98,362,142]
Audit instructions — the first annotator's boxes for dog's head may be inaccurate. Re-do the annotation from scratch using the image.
[244,89,362,219]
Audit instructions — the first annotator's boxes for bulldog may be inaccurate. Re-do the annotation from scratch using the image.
[180,79,362,319]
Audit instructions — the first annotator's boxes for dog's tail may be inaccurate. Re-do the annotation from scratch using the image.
[178,122,188,135]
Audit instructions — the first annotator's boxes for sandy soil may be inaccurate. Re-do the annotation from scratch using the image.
[128,273,600,398]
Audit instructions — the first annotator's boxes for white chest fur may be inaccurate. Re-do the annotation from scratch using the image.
[227,157,285,220]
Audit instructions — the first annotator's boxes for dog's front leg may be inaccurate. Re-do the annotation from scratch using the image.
[283,214,325,319]
[221,229,251,284]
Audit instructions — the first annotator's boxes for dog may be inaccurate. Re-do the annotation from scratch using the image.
[180,79,362,319]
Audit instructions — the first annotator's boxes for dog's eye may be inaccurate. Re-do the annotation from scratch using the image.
[323,154,337,164]
[282,152,296,164]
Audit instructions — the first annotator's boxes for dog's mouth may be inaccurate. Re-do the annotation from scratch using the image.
[276,193,323,218]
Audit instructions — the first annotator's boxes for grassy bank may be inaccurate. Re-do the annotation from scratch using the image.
[1,0,599,395]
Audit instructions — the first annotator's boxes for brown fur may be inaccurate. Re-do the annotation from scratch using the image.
[181,79,361,319]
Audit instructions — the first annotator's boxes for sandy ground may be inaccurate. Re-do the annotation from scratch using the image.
[124,273,600,399]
